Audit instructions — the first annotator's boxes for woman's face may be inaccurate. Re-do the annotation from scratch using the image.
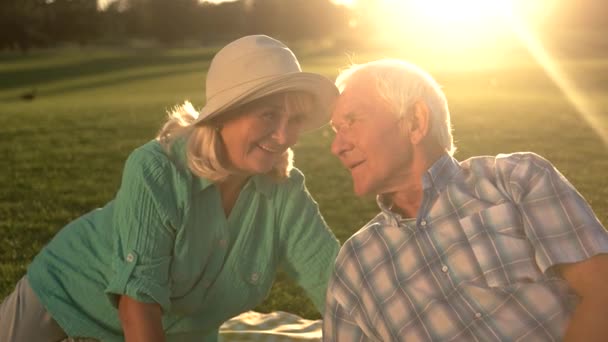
[219,92,312,176]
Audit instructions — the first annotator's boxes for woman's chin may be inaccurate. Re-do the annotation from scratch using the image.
[247,161,275,175]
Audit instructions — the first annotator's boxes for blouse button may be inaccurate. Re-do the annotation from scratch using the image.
[441,265,448,273]
[475,312,482,319]
[250,273,259,283]
[126,253,134,263]
[420,220,427,227]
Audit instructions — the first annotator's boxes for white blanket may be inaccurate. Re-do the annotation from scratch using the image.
[219,311,322,341]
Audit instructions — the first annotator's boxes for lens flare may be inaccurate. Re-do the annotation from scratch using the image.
[506,14,608,147]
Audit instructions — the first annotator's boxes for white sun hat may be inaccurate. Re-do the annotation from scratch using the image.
[195,35,338,131]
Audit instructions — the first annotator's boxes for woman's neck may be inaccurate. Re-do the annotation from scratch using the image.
[217,175,250,218]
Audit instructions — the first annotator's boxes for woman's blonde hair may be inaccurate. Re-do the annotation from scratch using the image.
[157,92,314,183]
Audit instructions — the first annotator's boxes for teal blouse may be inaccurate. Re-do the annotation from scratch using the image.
[27,139,340,341]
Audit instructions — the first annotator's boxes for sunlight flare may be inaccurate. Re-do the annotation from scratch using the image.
[332,0,357,7]
[367,0,606,147]
[407,0,508,24]
[507,16,608,147]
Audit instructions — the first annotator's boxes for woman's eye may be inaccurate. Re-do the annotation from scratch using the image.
[261,111,277,120]
[290,113,306,125]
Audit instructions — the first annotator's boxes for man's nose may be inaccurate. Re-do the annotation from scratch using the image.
[331,131,353,157]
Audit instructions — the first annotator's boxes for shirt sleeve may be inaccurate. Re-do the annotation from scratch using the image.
[276,168,340,315]
[324,293,368,341]
[500,153,608,273]
[104,145,181,313]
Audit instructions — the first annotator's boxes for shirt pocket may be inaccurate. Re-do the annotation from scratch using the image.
[231,253,275,312]
[459,202,542,287]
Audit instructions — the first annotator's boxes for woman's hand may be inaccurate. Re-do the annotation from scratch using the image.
[118,295,165,342]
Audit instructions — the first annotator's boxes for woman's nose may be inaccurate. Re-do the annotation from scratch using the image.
[271,119,298,146]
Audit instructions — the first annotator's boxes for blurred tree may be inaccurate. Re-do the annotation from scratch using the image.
[98,1,128,43]
[118,0,201,44]
[0,0,47,52]
[0,0,98,51]
[245,0,282,36]
[281,0,349,40]
[146,0,199,43]
[44,0,99,45]
[244,0,349,41]
[198,1,248,43]
[0,0,355,50]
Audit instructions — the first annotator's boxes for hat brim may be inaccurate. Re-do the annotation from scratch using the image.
[196,72,338,132]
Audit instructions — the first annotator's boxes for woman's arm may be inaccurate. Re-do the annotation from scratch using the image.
[277,170,340,314]
[118,295,166,342]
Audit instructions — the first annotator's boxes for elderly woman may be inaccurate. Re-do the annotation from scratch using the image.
[0,35,340,342]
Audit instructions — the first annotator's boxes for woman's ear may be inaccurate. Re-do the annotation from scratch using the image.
[407,100,430,145]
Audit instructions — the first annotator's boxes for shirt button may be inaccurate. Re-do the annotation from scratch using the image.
[126,253,134,263]
[203,280,211,288]
[441,265,448,273]
[219,239,227,247]
[420,220,427,227]
[250,273,259,283]
[475,312,482,319]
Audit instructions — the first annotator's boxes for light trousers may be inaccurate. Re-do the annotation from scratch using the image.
[0,275,67,342]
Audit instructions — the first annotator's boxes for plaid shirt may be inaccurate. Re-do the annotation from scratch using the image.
[324,153,608,341]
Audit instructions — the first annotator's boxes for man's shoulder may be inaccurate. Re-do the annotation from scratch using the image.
[461,151,551,168]
[347,212,386,241]
[458,152,556,180]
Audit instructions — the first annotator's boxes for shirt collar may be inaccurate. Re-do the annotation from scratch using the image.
[376,195,400,226]
[193,176,214,192]
[376,154,461,223]
[250,174,273,197]
[422,154,461,194]
[192,169,274,197]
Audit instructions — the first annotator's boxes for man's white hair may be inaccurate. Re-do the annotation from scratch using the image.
[335,59,456,156]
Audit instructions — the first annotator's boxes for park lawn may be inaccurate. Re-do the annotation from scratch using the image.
[1,42,606,319]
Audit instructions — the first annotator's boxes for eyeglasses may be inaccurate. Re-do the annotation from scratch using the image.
[330,112,406,136]
[330,113,359,135]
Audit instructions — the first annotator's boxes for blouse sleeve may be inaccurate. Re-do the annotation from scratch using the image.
[276,168,340,315]
[104,145,182,313]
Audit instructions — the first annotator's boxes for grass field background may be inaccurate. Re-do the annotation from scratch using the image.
[1,37,607,319]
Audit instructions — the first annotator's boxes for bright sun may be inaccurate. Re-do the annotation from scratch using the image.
[405,0,509,24]
[188,0,557,68]
[362,0,557,58]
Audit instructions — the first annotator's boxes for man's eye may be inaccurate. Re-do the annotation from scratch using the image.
[343,114,359,128]
[332,114,360,133]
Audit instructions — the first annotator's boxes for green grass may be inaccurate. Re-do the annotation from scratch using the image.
[1,41,607,321]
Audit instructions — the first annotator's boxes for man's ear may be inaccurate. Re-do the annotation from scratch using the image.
[407,100,430,145]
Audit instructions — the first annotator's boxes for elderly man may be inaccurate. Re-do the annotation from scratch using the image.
[323,59,608,341]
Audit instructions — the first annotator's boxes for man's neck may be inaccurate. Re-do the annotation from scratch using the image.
[386,147,447,219]
[386,185,424,219]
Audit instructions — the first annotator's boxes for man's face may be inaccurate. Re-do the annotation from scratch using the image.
[330,76,414,196]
